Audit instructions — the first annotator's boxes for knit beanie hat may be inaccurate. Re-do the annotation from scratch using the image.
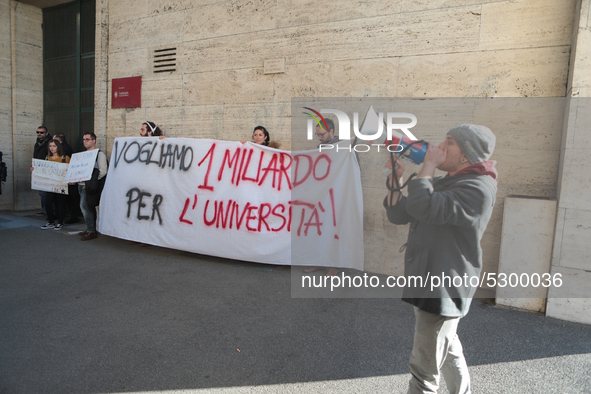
[447,124,496,164]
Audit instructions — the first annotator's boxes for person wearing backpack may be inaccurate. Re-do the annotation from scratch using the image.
[77,132,108,241]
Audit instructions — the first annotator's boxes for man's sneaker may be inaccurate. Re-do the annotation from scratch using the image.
[54,224,64,230]
[41,222,55,229]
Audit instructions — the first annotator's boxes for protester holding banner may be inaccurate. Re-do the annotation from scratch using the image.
[383,125,497,394]
[78,133,108,241]
[33,126,52,215]
[140,121,165,139]
[241,126,280,148]
[37,140,70,230]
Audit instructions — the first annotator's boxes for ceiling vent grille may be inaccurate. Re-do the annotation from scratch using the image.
[153,47,177,73]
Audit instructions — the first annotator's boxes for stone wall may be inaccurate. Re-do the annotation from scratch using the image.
[0,0,43,211]
[0,0,12,210]
[101,0,577,277]
[546,0,591,324]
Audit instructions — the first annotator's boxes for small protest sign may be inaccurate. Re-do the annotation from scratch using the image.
[31,159,69,194]
[63,149,99,183]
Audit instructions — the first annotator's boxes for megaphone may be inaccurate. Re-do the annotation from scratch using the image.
[386,130,428,165]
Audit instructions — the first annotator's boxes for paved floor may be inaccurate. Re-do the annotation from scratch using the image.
[1,211,590,394]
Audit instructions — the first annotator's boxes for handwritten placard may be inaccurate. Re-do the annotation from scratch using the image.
[31,159,69,194]
[98,138,364,269]
[63,149,99,183]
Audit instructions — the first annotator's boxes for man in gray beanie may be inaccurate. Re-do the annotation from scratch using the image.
[384,124,498,394]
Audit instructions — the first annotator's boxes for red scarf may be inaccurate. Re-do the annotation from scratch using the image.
[451,160,498,180]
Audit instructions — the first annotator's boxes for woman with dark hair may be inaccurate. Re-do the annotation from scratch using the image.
[252,126,270,146]
[242,126,280,148]
[140,121,165,138]
[37,140,70,230]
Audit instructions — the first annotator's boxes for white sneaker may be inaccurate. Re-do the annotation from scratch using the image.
[54,224,63,230]
[41,223,55,229]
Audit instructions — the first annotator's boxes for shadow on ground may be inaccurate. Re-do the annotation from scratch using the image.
[1,213,590,393]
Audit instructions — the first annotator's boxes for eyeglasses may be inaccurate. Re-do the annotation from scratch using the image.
[82,138,93,141]
[36,131,46,134]
[315,131,328,137]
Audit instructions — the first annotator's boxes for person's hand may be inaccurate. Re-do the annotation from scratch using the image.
[30,166,34,172]
[240,140,246,144]
[423,143,446,168]
[416,142,445,179]
[159,135,166,140]
[385,155,404,184]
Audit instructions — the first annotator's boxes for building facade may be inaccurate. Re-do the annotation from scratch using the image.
[1,0,590,323]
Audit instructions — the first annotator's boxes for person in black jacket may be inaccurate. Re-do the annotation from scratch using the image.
[53,133,80,223]
[52,133,73,157]
[33,126,52,215]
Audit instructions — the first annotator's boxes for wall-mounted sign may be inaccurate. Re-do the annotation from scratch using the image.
[264,58,285,74]
[112,76,142,108]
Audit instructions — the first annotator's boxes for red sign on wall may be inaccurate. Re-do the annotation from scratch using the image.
[111,76,142,108]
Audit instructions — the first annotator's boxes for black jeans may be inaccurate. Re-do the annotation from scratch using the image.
[46,192,68,225]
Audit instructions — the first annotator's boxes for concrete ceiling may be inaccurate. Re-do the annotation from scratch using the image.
[17,0,73,9]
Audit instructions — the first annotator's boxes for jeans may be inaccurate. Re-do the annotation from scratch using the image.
[407,307,471,394]
[38,191,47,214]
[78,184,96,233]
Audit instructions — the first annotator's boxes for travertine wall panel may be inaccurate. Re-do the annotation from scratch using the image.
[401,0,504,12]
[556,148,591,210]
[108,0,149,25]
[555,208,591,271]
[497,197,556,312]
[472,98,565,150]
[480,0,576,50]
[13,0,43,47]
[219,102,291,142]
[15,43,43,90]
[571,99,591,149]
[398,47,570,97]
[184,0,277,41]
[183,6,481,74]
[108,48,149,79]
[182,69,275,106]
[142,76,184,108]
[109,11,185,54]
[570,17,591,91]
[271,59,401,99]
[276,0,401,27]
[2,2,43,211]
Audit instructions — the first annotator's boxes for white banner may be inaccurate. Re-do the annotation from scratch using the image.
[63,149,99,183]
[31,159,69,195]
[99,138,364,270]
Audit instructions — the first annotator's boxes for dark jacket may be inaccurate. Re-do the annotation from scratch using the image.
[34,134,53,160]
[60,141,74,157]
[384,165,497,317]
